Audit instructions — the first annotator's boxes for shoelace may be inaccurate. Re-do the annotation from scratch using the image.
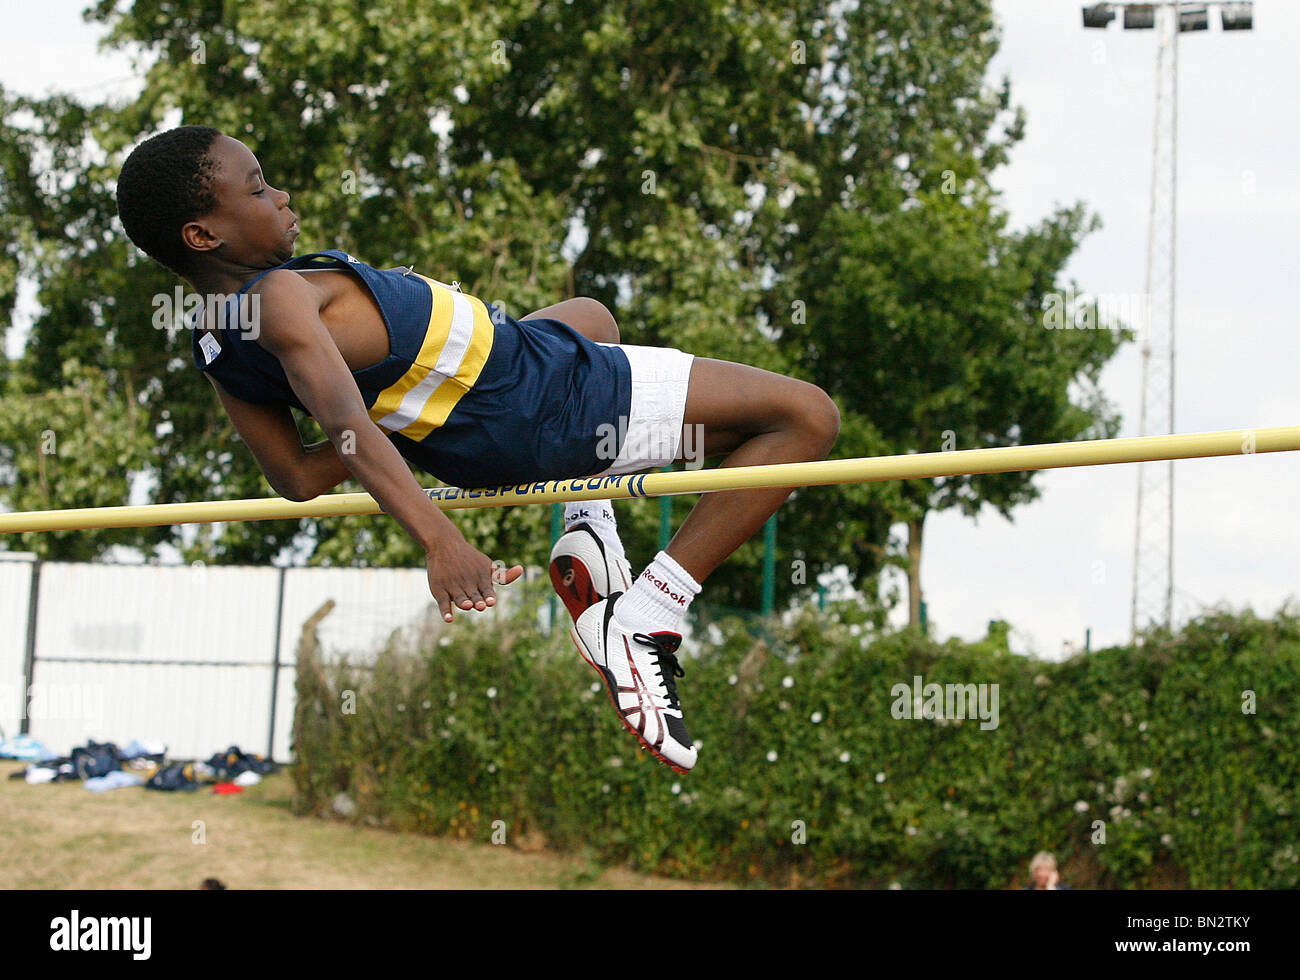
[632,632,686,712]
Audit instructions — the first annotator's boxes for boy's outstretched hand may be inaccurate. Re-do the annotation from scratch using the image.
[425,533,524,622]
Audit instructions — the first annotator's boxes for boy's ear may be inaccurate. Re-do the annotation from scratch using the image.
[181,218,223,258]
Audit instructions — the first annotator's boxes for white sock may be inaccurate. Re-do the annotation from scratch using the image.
[563,500,626,562]
[617,550,701,634]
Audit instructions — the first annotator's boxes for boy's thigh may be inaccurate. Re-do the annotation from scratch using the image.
[679,357,822,444]
[592,351,814,474]
[591,343,695,476]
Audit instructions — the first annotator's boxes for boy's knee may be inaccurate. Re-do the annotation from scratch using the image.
[574,297,619,343]
[803,386,840,456]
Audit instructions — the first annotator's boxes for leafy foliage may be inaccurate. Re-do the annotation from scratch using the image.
[2,1,1122,615]
[293,591,1300,889]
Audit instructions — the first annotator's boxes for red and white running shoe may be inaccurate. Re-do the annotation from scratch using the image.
[571,595,697,773]
[548,522,634,622]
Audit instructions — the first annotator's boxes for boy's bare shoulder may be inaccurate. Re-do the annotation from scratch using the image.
[247,268,326,337]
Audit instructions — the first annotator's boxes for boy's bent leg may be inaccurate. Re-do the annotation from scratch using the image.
[520,299,634,617]
[519,297,619,343]
[666,358,840,584]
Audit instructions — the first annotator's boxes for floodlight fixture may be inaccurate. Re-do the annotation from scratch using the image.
[1083,4,1117,28]
[1178,6,1210,31]
[1220,2,1253,30]
[1124,4,1157,29]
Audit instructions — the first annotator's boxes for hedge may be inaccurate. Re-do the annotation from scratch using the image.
[291,584,1300,888]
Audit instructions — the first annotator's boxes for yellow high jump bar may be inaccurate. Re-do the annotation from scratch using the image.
[0,425,1296,534]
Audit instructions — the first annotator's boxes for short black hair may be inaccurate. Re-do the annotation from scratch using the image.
[116,125,224,276]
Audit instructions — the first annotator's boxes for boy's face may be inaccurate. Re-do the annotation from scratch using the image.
[181,134,299,272]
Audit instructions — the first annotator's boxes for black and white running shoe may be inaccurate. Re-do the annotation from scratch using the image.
[571,594,697,773]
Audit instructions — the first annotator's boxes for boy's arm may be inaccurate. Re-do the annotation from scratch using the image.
[205,375,351,502]
[236,270,522,619]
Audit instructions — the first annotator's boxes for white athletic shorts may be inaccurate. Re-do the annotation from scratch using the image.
[592,343,695,476]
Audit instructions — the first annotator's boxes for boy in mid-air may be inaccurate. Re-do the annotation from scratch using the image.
[116,126,839,773]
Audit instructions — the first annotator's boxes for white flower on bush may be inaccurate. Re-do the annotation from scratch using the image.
[671,782,682,794]
[421,699,432,710]
[905,825,918,836]
[1074,800,1090,812]
[1140,767,1153,779]
[782,676,794,688]
[875,772,886,783]
[811,711,823,724]
[839,751,851,763]
[728,674,738,685]
[1161,834,1173,845]
[486,686,497,699]
[766,751,778,762]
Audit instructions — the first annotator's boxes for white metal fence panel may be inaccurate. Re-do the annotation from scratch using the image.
[271,664,298,763]
[277,565,439,665]
[1,558,527,763]
[0,554,36,739]
[26,562,280,758]
[29,660,271,763]
[34,562,280,664]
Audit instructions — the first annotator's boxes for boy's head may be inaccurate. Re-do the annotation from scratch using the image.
[116,125,298,279]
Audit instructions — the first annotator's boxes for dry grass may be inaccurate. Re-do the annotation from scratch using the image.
[0,761,725,890]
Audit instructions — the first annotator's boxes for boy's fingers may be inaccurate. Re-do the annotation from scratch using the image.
[492,563,524,585]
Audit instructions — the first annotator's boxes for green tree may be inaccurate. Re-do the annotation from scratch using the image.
[1,0,1122,622]
[793,178,1124,624]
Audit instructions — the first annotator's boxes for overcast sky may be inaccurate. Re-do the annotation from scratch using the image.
[2,1,1295,658]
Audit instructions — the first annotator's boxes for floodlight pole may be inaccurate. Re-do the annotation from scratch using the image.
[1084,2,1253,642]
[1132,1,1179,643]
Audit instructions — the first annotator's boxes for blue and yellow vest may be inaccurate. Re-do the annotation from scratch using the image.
[190,249,631,488]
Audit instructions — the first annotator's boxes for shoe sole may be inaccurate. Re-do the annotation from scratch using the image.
[568,624,693,775]
[549,553,601,623]
[549,527,632,622]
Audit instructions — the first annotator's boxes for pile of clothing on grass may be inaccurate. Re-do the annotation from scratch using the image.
[1,736,279,793]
